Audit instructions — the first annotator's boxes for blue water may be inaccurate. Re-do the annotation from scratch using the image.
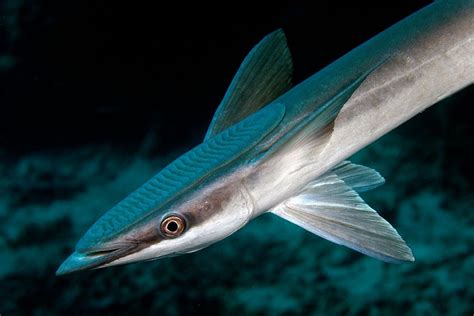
[2,90,472,315]
[1,1,473,314]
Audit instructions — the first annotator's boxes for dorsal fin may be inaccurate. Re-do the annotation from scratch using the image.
[205,29,293,140]
[77,103,286,250]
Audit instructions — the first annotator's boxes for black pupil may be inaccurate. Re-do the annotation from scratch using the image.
[167,221,178,232]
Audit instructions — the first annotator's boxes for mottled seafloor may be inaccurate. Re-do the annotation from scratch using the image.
[1,1,473,315]
[2,91,473,315]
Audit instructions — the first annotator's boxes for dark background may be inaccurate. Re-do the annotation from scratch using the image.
[1,0,446,155]
[1,1,473,315]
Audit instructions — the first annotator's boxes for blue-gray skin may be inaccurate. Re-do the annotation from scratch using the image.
[57,0,474,275]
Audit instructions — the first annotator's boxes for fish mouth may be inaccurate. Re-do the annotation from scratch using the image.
[56,246,134,276]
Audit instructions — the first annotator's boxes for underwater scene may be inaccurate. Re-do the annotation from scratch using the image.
[1,1,473,315]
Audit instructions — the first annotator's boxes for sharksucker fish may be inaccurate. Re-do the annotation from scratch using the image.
[57,0,474,275]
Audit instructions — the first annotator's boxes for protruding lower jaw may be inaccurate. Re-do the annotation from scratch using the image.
[56,247,131,275]
[56,251,104,275]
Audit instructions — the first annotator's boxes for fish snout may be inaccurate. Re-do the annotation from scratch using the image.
[56,245,131,275]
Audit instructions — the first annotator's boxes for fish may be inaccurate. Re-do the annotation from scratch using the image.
[57,0,474,275]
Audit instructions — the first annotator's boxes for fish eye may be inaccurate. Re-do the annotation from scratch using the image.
[160,215,186,238]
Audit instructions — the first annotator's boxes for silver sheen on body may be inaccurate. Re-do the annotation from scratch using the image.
[57,0,474,275]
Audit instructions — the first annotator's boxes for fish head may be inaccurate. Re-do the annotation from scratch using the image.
[56,172,253,275]
[56,89,285,276]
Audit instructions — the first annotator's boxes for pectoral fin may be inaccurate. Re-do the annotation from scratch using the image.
[205,29,293,140]
[262,65,381,175]
[271,172,414,263]
[331,161,385,192]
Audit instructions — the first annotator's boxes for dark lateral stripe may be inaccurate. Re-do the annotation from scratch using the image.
[77,103,286,250]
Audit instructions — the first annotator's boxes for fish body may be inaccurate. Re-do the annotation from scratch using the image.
[57,0,474,275]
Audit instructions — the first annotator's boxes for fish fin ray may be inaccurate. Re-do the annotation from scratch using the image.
[271,173,414,263]
[205,29,293,139]
[331,161,385,192]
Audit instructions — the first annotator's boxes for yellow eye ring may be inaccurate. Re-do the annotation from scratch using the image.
[160,215,186,238]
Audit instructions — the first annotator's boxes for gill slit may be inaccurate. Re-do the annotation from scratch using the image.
[241,180,257,219]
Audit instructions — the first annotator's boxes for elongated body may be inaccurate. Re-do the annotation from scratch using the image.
[268,0,474,190]
[57,0,474,275]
